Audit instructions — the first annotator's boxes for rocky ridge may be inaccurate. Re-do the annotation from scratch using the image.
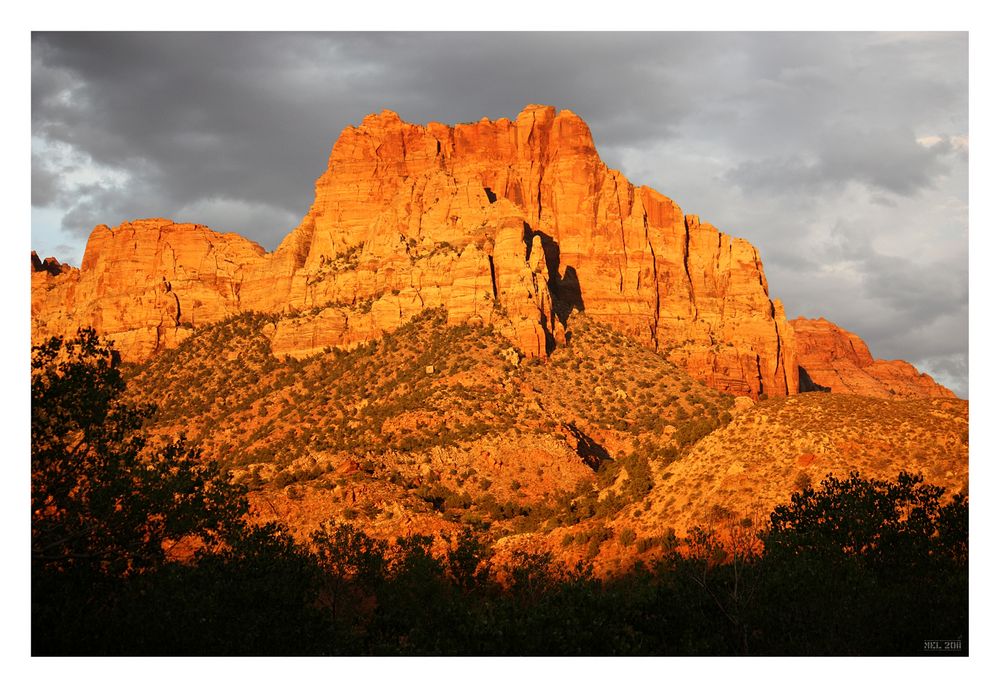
[791,317,955,399]
[32,105,800,399]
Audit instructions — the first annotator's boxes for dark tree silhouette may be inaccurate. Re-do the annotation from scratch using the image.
[32,328,247,577]
[754,471,968,655]
[765,470,968,568]
[32,329,257,654]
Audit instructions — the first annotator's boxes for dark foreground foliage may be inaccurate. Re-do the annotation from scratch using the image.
[32,331,967,656]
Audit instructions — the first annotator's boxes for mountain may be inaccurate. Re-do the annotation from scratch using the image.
[31,104,803,399]
[30,105,964,572]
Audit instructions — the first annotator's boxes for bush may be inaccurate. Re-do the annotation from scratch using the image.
[765,471,968,566]
[793,470,811,492]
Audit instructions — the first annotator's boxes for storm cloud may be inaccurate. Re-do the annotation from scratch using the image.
[30,32,968,397]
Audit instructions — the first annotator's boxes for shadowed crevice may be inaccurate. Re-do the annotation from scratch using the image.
[562,421,611,471]
[798,366,831,393]
[521,223,586,328]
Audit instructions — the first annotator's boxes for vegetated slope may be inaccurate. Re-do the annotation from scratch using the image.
[124,308,734,550]
[124,307,967,575]
[614,392,969,540]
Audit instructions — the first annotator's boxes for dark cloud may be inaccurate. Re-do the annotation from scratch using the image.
[725,126,952,196]
[30,153,60,207]
[825,221,968,371]
[30,31,968,397]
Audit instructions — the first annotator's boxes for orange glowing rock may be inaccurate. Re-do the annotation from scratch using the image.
[33,105,802,397]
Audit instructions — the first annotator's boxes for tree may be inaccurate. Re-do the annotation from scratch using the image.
[763,470,968,569]
[754,471,968,654]
[31,329,247,579]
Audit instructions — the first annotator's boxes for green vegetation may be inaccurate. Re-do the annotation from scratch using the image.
[527,312,733,460]
[116,307,744,541]
[125,308,528,466]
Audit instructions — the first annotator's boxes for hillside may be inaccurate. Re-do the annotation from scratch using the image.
[124,308,734,545]
[618,392,968,538]
[120,306,967,574]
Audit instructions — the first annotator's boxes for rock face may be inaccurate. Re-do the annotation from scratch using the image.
[32,220,275,359]
[31,105,797,398]
[791,317,955,398]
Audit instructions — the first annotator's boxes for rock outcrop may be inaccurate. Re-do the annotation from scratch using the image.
[32,220,275,359]
[31,105,797,398]
[791,317,955,398]
[31,251,72,277]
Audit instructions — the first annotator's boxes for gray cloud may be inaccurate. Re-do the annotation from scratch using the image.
[30,31,968,397]
[824,221,968,393]
[726,126,952,196]
[31,153,61,207]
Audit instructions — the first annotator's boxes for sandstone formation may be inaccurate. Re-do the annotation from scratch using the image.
[791,317,955,399]
[32,105,799,397]
[31,220,274,358]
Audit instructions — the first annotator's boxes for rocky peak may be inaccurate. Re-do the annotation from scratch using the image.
[791,316,955,398]
[32,105,802,398]
[791,316,874,368]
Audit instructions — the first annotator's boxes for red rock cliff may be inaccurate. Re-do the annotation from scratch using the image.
[31,105,798,398]
[791,317,955,398]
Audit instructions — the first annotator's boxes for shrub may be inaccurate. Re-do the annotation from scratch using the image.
[794,470,812,492]
[765,471,968,565]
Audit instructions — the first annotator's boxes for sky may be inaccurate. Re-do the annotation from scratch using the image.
[30,32,969,397]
